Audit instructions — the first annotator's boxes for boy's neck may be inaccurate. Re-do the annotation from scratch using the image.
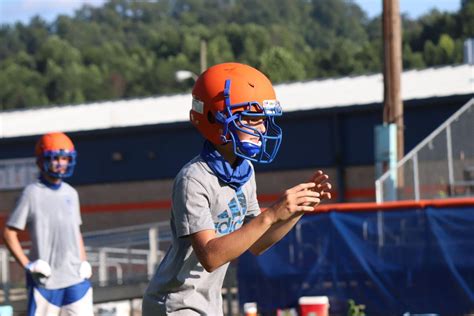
[40,173,62,186]
[215,143,238,166]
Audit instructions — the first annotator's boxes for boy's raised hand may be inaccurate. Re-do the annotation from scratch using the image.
[308,170,332,207]
[266,170,332,223]
[268,182,321,223]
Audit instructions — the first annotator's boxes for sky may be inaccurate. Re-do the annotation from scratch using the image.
[0,0,462,25]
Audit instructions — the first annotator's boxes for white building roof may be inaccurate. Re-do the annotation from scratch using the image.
[0,64,472,139]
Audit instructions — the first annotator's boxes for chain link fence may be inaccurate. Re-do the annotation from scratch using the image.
[376,98,474,202]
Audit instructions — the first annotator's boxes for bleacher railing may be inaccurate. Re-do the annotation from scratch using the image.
[0,221,240,315]
[376,98,474,202]
[0,221,171,304]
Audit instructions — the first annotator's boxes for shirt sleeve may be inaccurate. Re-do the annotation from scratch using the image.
[172,176,215,238]
[73,189,82,226]
[245,172,261,220]
[6,187,31,231]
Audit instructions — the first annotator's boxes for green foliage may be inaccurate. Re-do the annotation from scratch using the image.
[347,299,366,316]
[423,34,457,66]
[207,35,235,65]
[403,44,426,69]
[0,0,468,110]
[460,0,474,36]
[259,47,306,82]
[0,53,48,109]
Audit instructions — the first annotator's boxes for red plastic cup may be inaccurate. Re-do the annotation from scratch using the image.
[298,296,329,316]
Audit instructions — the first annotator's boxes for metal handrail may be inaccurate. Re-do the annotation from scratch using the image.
[377,98,473,185]
[0,220,172,303]
[376,98,474,202]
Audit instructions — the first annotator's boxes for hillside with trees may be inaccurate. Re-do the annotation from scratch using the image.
[0,0,472,110]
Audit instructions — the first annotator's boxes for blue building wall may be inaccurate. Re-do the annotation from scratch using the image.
[0,95,470,191]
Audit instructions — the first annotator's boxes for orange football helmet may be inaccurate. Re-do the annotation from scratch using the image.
[190,62,283,163]
[35,132,77,178]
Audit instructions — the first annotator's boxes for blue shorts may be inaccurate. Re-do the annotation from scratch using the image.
[26,273,93,316]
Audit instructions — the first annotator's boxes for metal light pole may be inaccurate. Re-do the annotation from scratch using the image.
[200,39,207,74]
[175,39,207,84]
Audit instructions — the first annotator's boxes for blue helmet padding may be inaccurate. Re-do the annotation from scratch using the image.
[219,79,283,163]
[40,149,77,179]
[238,140,262,158]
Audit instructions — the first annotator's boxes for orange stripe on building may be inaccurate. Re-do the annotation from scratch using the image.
[80,200,172,213]
[5,189,471,216]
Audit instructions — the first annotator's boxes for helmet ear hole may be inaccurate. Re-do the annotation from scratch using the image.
[207,111,216,124]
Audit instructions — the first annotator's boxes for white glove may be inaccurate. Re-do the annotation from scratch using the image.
[79,261,92,279]
[26,259,52,277]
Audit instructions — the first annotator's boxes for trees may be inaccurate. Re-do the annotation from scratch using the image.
[0,0,467,110]
[259,47,305,82]
[460,0,474,37]
[0,52,48,109]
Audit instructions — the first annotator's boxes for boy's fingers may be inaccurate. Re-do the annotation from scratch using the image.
[321,192,332,200]
[312,174,329,186]
[297,196,320,205]
[298,183,317,190]
[317,182,332,191]
[295,190,320,198]
[298,205,318,212]
[289,182,316,194]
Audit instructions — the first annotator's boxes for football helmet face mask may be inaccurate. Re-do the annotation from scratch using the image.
[190,63,283,163]
[35,132,77,179]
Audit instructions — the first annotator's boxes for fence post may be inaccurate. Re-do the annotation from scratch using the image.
[148,227,158,278]
[0,248,10,304]
[375,179,382,203]
[446,125,455,194]
[99,248,108,286]
[413,154,420,201]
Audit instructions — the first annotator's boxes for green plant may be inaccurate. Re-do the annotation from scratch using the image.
[347,299,366,316]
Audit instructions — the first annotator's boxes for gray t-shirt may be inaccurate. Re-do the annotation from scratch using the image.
[7,180,84,289]
[144,155,261,315]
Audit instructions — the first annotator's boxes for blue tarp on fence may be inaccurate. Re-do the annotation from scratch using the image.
[237,206,474,315]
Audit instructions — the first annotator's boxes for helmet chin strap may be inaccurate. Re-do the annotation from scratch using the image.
[237,140,262,158]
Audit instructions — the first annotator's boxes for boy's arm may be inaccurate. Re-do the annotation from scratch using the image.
[78,233,87,261]
[191,182,320,272]
[78,232,93,279]
[3,226,29,268]
[191,211,274,272]
[247,212,304,255]
[249,171,332,255]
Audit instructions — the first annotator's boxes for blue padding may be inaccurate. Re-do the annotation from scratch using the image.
[62,280,91,305]
[237,206,474,314]
[29,277,91,307]
[35,287,64,307]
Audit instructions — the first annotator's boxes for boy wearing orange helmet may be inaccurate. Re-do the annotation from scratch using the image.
[142,63,332,315]
[3,132,93,316]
